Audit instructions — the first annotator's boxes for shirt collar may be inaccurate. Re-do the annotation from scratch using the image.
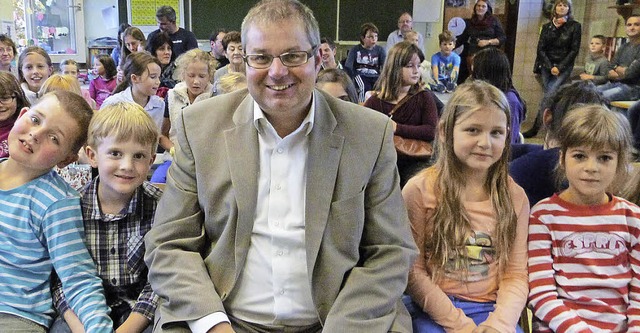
[125,87,163,111]
[252,92,315,137]
[85,176,140,220]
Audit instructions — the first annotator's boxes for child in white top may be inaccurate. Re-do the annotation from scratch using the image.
[17,46,52,104]
[150,48,214,183]
[102,52,170,151]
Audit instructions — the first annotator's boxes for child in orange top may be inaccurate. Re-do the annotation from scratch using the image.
[402,81,529,333]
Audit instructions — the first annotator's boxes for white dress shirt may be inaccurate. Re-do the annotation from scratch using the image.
[189,95,319,332]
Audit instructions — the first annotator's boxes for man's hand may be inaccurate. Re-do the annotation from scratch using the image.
[477,39,490,48]
[550,66,560,76]
[616,65,627,77]
[207,322,235,333]
[579,73,594,81]
[608,69,620,80]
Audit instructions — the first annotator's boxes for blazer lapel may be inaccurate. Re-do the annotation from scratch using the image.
[224,95,259,279]
[305,91,344,274]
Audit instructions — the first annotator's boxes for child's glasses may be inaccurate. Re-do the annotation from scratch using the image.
[0,95,15,105]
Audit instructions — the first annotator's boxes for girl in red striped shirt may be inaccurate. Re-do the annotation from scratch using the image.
[528,104,640,332]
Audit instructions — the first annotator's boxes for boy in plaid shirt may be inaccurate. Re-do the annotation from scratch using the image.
[50,102,162,333]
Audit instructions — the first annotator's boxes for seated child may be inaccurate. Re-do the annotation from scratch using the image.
[0,91,112,332]
[430,30,460,93]
[50,101,161,333]
[59,59,97,109]
[344,22,386,102]
[316,68,359,103]
[528,104,640,332]
[404,31,436,88]
[578,34,610,85]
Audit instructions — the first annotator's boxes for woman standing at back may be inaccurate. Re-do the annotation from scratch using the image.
[456,0,506,82]
[524,0,581,137]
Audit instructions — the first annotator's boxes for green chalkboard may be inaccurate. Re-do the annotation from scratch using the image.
[338,2,413,41]
[191,0,337,41]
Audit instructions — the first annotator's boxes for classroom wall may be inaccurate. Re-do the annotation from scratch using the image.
[513,0,623,135]
[84,0,120,42]
[0,0,11,22]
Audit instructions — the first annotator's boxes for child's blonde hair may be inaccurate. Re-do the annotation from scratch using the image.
[403,30,419,41]
[39,74,82,96]
[218,72,247,94]
[557,104,632,193]
[87,101,159,153]
[427,80,515,280]
[174,48,216,81]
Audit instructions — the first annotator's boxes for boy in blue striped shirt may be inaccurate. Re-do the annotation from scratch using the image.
[0,91,113,332]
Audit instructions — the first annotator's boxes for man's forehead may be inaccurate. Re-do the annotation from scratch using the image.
[400,14,412,21]
[244,21,314,50]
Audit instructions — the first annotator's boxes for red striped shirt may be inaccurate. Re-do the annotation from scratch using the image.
[528,194,640,333]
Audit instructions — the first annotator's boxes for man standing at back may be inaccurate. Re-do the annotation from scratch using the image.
[147,5,198,58]
[386,12,425,54]
[144,0,417,332]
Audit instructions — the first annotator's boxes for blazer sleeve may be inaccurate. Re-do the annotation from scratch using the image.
[144,105,226,328]
[322,118,418,332]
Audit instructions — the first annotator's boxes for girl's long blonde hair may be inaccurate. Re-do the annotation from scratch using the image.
[427,80,516,280]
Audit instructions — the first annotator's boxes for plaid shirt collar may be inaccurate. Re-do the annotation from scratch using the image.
[84,176,140,221]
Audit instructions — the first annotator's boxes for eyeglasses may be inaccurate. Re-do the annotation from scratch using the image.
[0,95,15,104]
[0,47,12,54]
[243,48,316,69]
[398,20,412,24]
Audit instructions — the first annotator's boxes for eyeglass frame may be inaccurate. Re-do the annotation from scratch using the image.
[243,46,318,69]
[0,95,16,105]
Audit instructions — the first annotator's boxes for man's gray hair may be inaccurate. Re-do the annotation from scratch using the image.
[241,0,320,50]
[156,5,176,22]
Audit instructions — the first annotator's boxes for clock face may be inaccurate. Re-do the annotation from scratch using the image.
[448,17,466,36]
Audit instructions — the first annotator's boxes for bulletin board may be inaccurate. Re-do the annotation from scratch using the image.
[128,0,183,28]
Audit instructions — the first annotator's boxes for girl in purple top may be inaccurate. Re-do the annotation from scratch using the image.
[89,55,117,109]
[472,48,526,144]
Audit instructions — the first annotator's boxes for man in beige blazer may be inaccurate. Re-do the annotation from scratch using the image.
[144,1,417,332]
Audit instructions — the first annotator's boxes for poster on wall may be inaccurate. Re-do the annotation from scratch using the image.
[128,0,184,35]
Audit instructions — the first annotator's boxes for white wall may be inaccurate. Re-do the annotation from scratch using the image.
[83,0,119,42]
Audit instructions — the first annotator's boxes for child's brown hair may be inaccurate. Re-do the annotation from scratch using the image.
[438,30,455,44]
[36,91,93,152]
